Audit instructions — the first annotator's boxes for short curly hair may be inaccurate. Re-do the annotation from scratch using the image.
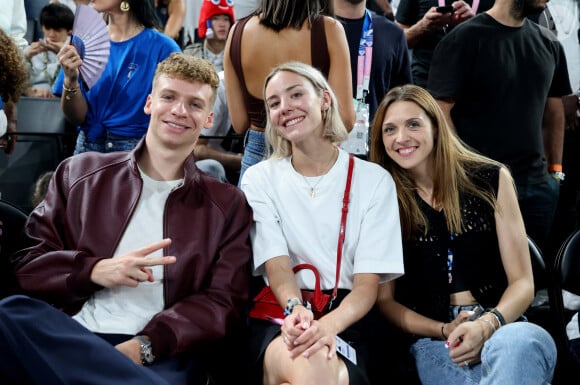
[152,53,219,105]
[0,29,28,104]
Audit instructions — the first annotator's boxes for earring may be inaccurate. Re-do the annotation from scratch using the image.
[120,1,130,12]
[321,108,328,122]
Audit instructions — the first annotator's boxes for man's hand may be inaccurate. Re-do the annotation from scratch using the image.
[90,238,176,288]
[116,338,142,365]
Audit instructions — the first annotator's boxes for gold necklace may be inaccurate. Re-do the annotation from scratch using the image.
[299,147,338,198]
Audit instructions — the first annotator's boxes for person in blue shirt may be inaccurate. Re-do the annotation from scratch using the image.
[55,0,180,154]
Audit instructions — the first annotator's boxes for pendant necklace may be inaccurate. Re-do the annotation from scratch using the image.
[300,147,338,199]
[303,175,325,198]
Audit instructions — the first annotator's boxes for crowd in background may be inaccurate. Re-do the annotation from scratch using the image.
[0,0,579,384]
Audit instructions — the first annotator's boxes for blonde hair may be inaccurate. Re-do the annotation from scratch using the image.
[262,61,347,158]
[152,53,220,105]
[369,85,505,238]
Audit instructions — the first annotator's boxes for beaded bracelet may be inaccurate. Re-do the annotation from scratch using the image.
[63,84,79,101]
[63,84,79,94]
[284,297,312,316]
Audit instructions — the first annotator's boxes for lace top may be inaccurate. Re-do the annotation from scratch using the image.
[395,165,507,323]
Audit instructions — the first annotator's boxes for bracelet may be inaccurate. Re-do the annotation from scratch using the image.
[548,164,563,172]
[284,297,312,316]
[476,316,497,336]
[441,322,447,340]
[63,84,79,94]
[490,308,506,327]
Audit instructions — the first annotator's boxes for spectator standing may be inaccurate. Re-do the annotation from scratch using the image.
[428,0,572,253]
[334,0,412,121]
[184,0,235,72]
[24,0,49,43]
[395,0,493,87]
[23,2,73,98]
[55,0,180,154]
[224,0,355,184]
[0,53,253,385]
[154,0,186,46]
[370,84,557,385]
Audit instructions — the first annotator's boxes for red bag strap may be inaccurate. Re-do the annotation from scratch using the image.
[330,154,355,307]
[293,263,322,295]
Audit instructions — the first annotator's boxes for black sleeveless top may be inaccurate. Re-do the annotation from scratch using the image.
[395,165,507,323]
[229,16,331,129]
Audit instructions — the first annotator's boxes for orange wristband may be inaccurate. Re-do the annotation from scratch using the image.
[548,164,563,172]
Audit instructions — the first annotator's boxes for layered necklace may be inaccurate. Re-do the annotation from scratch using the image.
[298,147,339,199]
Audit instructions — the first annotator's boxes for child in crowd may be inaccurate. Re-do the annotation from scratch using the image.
[183,0,235,72]
[24,2,73,98]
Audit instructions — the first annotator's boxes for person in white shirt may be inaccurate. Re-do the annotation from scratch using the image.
[241,61,404,385]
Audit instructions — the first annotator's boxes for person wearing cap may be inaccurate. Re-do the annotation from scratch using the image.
[183,0,235,72]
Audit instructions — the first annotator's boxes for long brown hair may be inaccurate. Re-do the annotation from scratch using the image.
[369,85,504,239]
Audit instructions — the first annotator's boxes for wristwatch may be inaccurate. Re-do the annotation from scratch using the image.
[134,335,155,365]
[550,171,566,183]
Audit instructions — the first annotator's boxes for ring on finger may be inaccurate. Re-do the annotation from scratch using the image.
[463,360,469,367]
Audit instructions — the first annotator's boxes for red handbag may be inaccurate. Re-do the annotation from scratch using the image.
[248,154,354,322]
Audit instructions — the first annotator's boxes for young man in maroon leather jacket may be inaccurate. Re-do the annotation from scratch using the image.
[0,53,253,385]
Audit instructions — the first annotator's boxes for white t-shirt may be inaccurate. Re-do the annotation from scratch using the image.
[241,148,404,290]
[73,171,182,335]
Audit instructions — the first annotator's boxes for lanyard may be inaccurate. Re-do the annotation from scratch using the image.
[438,0,480,14]
[447,234,454,284]
[356,10,373,102]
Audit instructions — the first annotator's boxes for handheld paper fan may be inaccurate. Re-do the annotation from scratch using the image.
[71,4,110,89]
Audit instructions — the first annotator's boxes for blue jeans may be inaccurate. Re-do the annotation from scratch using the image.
[196,159,228,183]
[238,129,266,187]
[411,322,556,385]
[516,177,560,251]
[74,130,143,154]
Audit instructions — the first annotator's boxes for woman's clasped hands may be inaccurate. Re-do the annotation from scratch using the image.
[281,305,338,360]
[445,310,496,367]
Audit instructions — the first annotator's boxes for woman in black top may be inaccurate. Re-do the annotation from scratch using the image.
[369,84,556,385]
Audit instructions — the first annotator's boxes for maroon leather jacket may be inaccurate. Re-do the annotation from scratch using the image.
[13,141,253,359]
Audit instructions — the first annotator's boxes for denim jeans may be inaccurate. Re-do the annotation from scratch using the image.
[196,159,228,183]
[74,130,143,154]
[516,177,560,252]
[238,129,266,187]
[411,322,556,385]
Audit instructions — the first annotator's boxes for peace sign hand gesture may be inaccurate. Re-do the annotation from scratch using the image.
[90,238,176,288]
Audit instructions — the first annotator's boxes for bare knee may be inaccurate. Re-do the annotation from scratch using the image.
[263,337,347,385]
